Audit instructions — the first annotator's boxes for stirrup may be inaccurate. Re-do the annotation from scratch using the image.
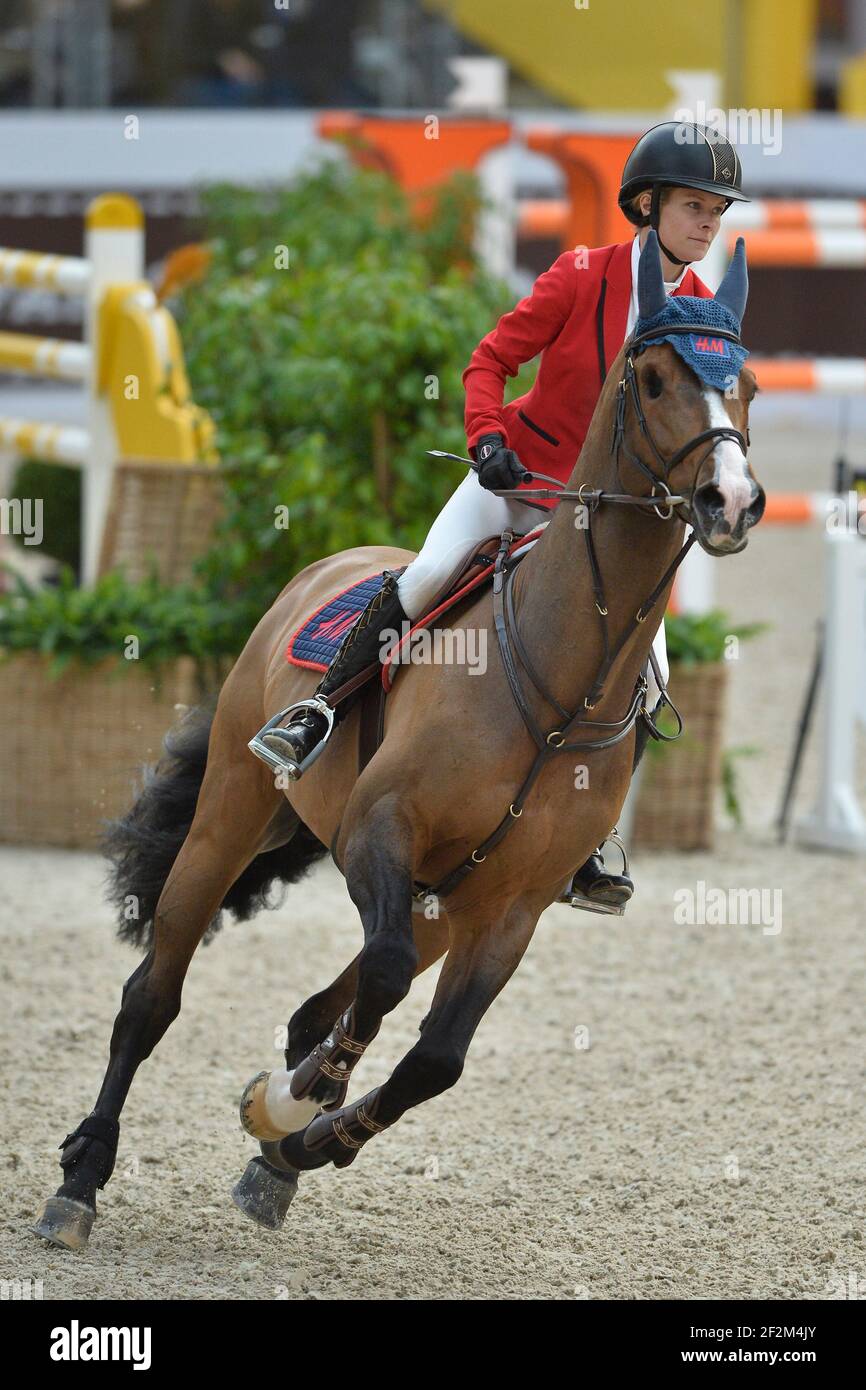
[247,696,336,779]
[563,893,626,918]
[560,828,631,917]
[603,827,630,877]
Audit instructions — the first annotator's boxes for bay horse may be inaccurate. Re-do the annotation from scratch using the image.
[34,232,764,1249]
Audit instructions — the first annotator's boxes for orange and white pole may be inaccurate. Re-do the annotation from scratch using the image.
[750,359,866,393]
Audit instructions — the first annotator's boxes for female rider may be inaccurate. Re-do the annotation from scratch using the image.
[258,120,749,912]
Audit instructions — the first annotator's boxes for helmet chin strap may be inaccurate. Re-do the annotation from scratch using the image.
[648,184,692,269]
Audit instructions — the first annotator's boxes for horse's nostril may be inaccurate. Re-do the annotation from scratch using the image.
[693,484,725,519]
[747,488,766,526]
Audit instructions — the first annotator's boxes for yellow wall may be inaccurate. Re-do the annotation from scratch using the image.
[839,49,866,116]
[742,0,817,111]
[427,0,817,113]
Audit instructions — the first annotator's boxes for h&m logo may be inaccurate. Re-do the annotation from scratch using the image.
[691,334,730,356]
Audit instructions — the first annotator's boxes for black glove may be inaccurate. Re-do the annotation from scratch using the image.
[470,433,530,491]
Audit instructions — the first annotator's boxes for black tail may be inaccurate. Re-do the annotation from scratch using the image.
[101,701,328,950]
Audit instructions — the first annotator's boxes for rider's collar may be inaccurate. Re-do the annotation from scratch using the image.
[631,294,750,393]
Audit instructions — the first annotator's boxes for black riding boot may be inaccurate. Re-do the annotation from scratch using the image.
[558,713,654,912]
[257,570,409,778]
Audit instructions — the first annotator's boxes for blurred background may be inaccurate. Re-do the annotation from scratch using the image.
[0,0,862,112]
[0,0,864,849]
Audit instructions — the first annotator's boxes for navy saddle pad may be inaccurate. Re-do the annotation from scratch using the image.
[286,571,390,672]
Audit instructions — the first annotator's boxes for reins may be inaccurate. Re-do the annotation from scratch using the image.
[412,325,747,903]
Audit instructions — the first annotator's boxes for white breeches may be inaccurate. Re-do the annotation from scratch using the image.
[646,619,668,712]
[396,469,543,620]
[396,468,668,710]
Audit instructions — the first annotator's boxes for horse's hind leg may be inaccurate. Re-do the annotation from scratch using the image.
[281,898,538,1173]
[33,747,279,1251]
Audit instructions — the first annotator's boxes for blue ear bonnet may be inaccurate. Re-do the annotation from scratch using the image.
[633,294,750,393]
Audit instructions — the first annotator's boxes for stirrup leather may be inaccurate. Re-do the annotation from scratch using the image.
[247,696,335,777]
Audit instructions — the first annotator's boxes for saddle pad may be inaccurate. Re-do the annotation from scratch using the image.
[285,527,548,676]
[286,571,387,672]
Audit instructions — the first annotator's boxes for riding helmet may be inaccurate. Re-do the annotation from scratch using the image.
[619,121,750,265]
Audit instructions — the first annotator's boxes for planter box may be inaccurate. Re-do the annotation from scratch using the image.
[631,662,729,851]
[0,653,209,849]
[98,458,224,586]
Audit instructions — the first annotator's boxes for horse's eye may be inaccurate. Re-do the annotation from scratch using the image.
[645,370,663,399]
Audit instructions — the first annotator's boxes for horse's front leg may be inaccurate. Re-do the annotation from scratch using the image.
[237,913,449,1145]
[280,896,538,1172]
[232,798,443,1223]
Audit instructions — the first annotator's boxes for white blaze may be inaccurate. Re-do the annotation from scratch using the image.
[702,386,753,529]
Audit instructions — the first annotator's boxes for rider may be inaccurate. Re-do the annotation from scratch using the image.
[256,121,749,911]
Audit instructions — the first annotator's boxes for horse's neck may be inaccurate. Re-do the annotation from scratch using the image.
[511,373,686,718]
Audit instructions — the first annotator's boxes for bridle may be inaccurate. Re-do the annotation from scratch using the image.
[611,321,750,520]
[411,321,753,903]
[491,318,753,711]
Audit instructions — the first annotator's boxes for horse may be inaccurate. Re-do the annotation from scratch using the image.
[33,230,765,1249]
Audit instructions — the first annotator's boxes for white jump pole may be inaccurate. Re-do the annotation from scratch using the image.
[796,526,866,853]
[447,56,513,282]
[82,194,144,585]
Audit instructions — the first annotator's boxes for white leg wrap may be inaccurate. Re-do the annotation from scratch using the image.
[240,1068,322,1140]
[265,1069,322,1134]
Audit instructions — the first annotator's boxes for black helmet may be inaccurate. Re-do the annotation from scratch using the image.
[619,121,749,267]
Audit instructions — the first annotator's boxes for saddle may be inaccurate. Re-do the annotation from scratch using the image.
[283,526,548,776]
[382,525,548,693]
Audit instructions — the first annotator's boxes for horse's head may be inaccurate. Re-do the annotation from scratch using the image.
[613,230,765,555]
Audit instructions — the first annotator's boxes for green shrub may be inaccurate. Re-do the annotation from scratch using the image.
[0,564,242,686]
[176,161,522,616]
[664,609,767,666]
[0,159,519,668]
[646,610,768,825]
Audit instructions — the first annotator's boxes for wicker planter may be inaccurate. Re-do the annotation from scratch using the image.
[631,662,729,851]
[0,653,211,849]
[98,458,224,586]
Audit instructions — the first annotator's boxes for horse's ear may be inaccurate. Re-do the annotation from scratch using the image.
[637,229,666,321]
[714,234,748,322]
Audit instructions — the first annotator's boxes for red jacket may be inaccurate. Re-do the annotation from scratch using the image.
[463,239,713,511]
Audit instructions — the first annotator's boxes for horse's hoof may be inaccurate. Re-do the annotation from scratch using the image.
[231,1156,299,1230]
[32,1195,95,1251]
[239,1069,322,1141]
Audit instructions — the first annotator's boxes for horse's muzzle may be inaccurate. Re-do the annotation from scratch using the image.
[690,480,766,554]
